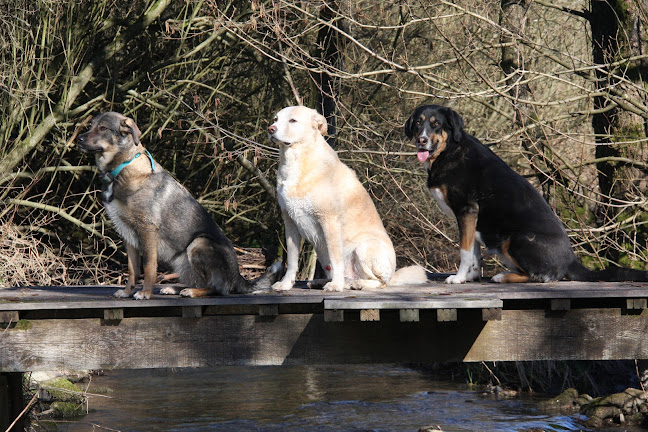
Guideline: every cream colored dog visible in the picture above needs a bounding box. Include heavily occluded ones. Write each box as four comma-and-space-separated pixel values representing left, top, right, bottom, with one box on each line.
268, 106, 427, 292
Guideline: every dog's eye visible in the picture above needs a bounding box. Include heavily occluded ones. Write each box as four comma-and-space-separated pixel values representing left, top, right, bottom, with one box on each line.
98, 125, 107, 131
289, 119, 297, 123
431, 121, 440, 128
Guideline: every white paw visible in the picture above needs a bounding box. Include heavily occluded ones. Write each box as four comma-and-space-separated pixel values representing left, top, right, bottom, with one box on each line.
272, 280, 294, 292
445, 274, 466, 284
179, 288, 196, 298
133, 291, 151, 300
160, 286, 180, 295
113, 289, 131, 298
491, 273, 506, 283
323, 281, 344, 292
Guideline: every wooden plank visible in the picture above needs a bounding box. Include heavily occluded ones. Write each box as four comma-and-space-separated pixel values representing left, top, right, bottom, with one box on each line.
324, 297, 501, 310
324, 310, 344, 322
437, 309, 457, 322
464, 308, 648, 362
481, 308, 502, 321
259, 304, 278, 316
103, 309, 124, 321
551, 299, 571, 311
0, 312, 19, 324
0, 314, 486, 370
400, 309, 419, 322
182, 306, 202, 318
627, 298, 647, 310
360, 309, 380, 321
4, 308, 648, 370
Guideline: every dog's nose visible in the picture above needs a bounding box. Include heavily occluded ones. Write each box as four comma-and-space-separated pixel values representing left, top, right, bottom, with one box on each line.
268, 125, 277, 134
76, 134, 86, 145
417, 136, 428, 144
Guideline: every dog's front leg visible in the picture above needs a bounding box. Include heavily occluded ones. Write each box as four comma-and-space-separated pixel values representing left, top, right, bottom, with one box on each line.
134, 229, 158, 300
273, 212, 301, 291
446, 203, 481, 284
321, 218, 345, 292
114, 244, 141, 298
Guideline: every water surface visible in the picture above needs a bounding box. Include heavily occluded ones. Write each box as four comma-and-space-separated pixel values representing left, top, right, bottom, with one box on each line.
64, 365, 594, 431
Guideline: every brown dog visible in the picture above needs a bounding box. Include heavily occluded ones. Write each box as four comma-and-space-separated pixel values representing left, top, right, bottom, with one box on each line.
76, 112, 280, 299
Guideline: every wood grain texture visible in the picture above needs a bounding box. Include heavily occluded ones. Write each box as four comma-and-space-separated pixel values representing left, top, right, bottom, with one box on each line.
3, 308, 648, 371
464, 309, 648, 361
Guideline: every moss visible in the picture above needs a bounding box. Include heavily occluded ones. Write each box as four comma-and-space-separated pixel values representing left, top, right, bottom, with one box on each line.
14, 319, 32, 330
42, 378, 84, 403
614, 123, 645, 143
50, 401, 85, 418
91, 386, 113, 395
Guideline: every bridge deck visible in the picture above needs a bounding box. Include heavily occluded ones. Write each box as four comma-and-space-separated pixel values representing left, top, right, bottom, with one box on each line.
1, 278, 648, 371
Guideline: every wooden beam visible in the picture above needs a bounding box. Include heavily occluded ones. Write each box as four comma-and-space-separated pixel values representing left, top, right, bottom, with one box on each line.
3, 308, 648, 370
324, 310, 344, 322
360, 309, 380, 321
0, 312, 18, 325
482, 308, 502, 321
627, 298, 647, 310
400, 309, 419, 322
437, 309, 457, 322
182, 306, 202, 318
259, 304, 279, 316
464, 308, 648, 361
551, 299, 571, 311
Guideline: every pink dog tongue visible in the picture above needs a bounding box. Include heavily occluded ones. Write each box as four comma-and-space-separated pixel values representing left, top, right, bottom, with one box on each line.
417, 150, 429, 162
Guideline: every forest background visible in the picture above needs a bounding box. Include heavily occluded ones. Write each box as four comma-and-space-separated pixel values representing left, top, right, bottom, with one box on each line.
1, 0, 647, 291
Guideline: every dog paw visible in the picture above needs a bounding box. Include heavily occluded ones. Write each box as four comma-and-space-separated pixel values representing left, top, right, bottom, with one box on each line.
133, 290, 152, 300
179, 288, 197, 298
445, 274, 466, 284
491, 273, 506, 283
160, 286, 181, 295
323, 281, 344, 292
113, 289, 132, 298
272, 281, 293, 292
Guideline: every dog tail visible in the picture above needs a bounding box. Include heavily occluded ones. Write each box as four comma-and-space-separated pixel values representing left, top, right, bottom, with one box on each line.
565, 260, 648, 282
247, 260, 284, 292
388, 265, 428, 286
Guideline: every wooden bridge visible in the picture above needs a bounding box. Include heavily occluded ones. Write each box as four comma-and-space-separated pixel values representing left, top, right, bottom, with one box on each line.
2, 277, 648, 429
2, 277, 648, 372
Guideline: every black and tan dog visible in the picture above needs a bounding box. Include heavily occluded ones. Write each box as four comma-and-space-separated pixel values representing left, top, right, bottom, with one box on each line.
404, 104, 648, 283
76, 111, 280, 299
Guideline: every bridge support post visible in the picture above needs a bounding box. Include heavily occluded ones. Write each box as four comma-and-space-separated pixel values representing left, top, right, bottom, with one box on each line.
0, 372, 26, 432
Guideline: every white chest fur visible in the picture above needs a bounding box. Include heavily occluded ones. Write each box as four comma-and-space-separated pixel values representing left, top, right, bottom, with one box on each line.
429, 187, 455, 218
104, 200, 140, 249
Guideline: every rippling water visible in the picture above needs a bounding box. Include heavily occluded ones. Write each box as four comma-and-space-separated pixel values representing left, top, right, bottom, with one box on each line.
64, 365, 593, 432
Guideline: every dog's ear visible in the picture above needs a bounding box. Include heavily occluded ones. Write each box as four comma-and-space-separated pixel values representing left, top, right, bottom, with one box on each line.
444, 108, 464, 142
120, 117, 141, 145
403, 114, 414, 140
312, 112, 328, 136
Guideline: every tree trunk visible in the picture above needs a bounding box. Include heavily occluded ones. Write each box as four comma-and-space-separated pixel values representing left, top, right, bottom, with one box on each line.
590, 0, 648, 263
591, 0, 648, 211
313, 0, 346, 148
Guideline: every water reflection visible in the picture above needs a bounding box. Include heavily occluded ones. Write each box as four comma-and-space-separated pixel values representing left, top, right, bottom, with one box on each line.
63, 365, 590, 432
